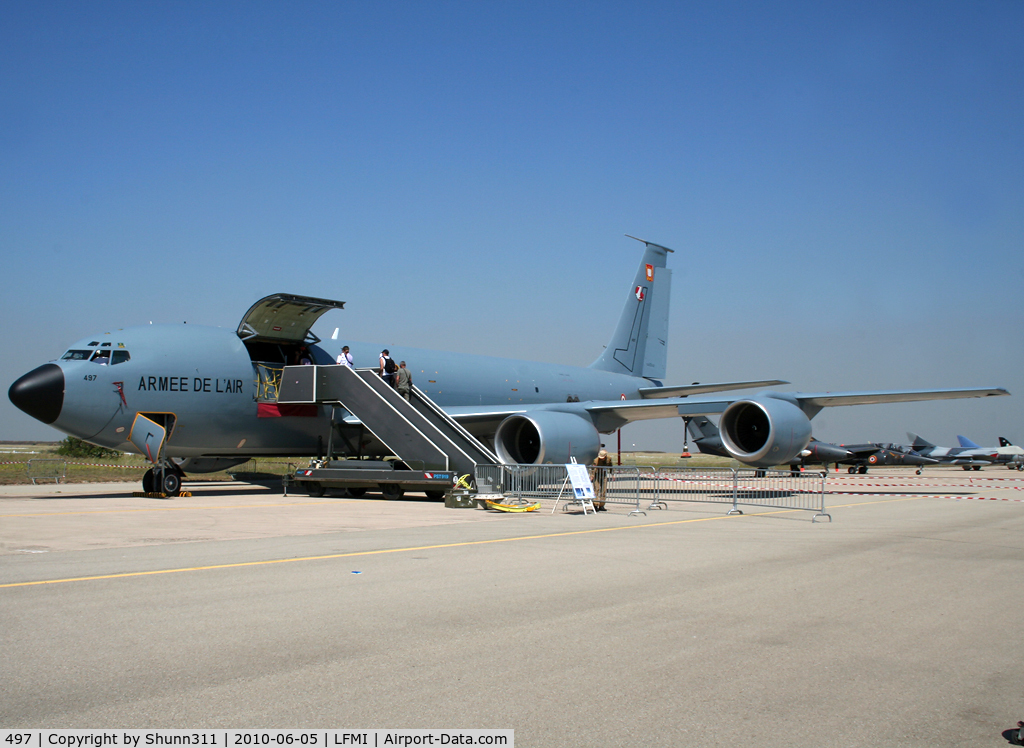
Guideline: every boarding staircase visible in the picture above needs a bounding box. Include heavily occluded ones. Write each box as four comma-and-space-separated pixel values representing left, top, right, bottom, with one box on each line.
276, 365, 499, 477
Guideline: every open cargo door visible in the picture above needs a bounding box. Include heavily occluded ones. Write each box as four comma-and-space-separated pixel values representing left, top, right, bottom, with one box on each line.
237, 294, 345, 345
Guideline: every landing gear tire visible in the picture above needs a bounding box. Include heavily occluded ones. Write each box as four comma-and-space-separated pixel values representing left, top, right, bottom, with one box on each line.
858, 466, 868, 474
424, 490, 445, 500
142, 468, 156, 493
161, 471, 181, 497
381, 483, 404, 500
973, 465, 982, 471
847, 466, 856, 474
305, 481, 325, 497
916, 468, 923, 475
962, 466, 972, 471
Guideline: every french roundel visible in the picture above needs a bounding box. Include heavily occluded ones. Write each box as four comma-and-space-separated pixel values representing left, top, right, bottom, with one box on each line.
868, 454, 877, 463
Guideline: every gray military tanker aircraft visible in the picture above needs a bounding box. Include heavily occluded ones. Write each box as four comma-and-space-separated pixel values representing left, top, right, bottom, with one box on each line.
8, 237, 1010, 495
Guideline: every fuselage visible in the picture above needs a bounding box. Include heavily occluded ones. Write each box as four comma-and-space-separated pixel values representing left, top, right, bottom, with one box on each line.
12, 324, 655, 459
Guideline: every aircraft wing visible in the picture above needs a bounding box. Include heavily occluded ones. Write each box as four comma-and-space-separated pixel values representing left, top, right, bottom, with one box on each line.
582, 386, 1009, 430
344, 386, 1010, 436
442, 398, 736, 434
637, 380, 788, 399
796, 387, 1008, 408
793, 388, 1009, 419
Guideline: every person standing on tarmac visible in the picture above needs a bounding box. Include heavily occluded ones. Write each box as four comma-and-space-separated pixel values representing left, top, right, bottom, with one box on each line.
591, 448, 612, 511
379, 349, 397, 387
395, 361, 413, 401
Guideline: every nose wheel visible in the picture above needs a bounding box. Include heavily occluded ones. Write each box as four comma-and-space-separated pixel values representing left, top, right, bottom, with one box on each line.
161, 471, 181, 496
142, 466, 182, 497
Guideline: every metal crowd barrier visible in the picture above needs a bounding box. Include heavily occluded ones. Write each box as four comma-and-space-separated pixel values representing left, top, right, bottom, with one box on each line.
474, 464, 830, 521
475, 464, 568, 503
474, 463, 649, 515
641, 466, 830, 521
27, 459, 67, 484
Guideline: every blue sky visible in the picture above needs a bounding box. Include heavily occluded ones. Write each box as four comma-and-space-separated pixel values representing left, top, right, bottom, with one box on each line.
2, 1, 1022, 449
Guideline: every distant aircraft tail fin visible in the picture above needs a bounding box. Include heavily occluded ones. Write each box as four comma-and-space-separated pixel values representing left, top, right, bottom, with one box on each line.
957, 435, 981, 449
589, 236, 673, 380
999, 437, 1014, 447
907, 432, 934, 449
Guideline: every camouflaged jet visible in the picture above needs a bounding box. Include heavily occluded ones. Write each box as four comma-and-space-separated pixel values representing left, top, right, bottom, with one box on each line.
907, 433, 1002, 470
8, 236, 1010, 496
907, 434, 1024, 471
993, 437, 1024, 470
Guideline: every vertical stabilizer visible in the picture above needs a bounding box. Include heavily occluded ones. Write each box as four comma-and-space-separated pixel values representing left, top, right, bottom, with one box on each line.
589, 236, 673, 379
907, 433, 934, 449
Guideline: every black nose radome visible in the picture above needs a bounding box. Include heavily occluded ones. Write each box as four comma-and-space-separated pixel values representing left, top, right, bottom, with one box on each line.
9, 364, 64, 424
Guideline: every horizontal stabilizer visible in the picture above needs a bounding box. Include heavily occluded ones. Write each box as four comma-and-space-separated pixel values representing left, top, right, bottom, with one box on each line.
639, 380, 788, 399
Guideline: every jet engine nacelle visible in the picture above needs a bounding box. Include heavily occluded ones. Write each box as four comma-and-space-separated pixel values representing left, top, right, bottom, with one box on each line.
494, 411, 602, 465
718, 395, 812, 468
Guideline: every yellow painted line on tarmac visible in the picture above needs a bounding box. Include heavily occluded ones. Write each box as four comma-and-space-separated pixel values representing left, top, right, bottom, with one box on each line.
0, 495, 935, 590
0, 510, 764, 589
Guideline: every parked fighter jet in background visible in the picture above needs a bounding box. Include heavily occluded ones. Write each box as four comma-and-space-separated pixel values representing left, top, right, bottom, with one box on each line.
998, 438, 1024, 470
908, 433, 999, 470
8, 237, 1011, 496
685, 417, 938, 473
957, 435, 1024, 470
816, 442, 937, 474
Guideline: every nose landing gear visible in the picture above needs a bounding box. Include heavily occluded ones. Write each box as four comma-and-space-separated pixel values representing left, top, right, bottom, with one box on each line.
129, 412, 188, 497
140, 463, 186, 497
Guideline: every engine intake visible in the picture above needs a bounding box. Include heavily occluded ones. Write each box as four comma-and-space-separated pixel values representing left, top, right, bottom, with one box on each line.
494, 411, 601, 465
719, 396, 812, 468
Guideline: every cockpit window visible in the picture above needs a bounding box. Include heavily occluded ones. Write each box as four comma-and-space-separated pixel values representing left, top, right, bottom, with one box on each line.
91, 350, 111, 365
111, 350, 130, 365
61, 350, 93, 361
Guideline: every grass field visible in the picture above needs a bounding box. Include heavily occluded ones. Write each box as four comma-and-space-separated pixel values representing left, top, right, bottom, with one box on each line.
0, 443, 300, 485
0, 442, 739, 486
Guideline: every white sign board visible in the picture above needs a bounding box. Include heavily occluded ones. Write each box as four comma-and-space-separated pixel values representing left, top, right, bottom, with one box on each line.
565, 463, 596, 500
